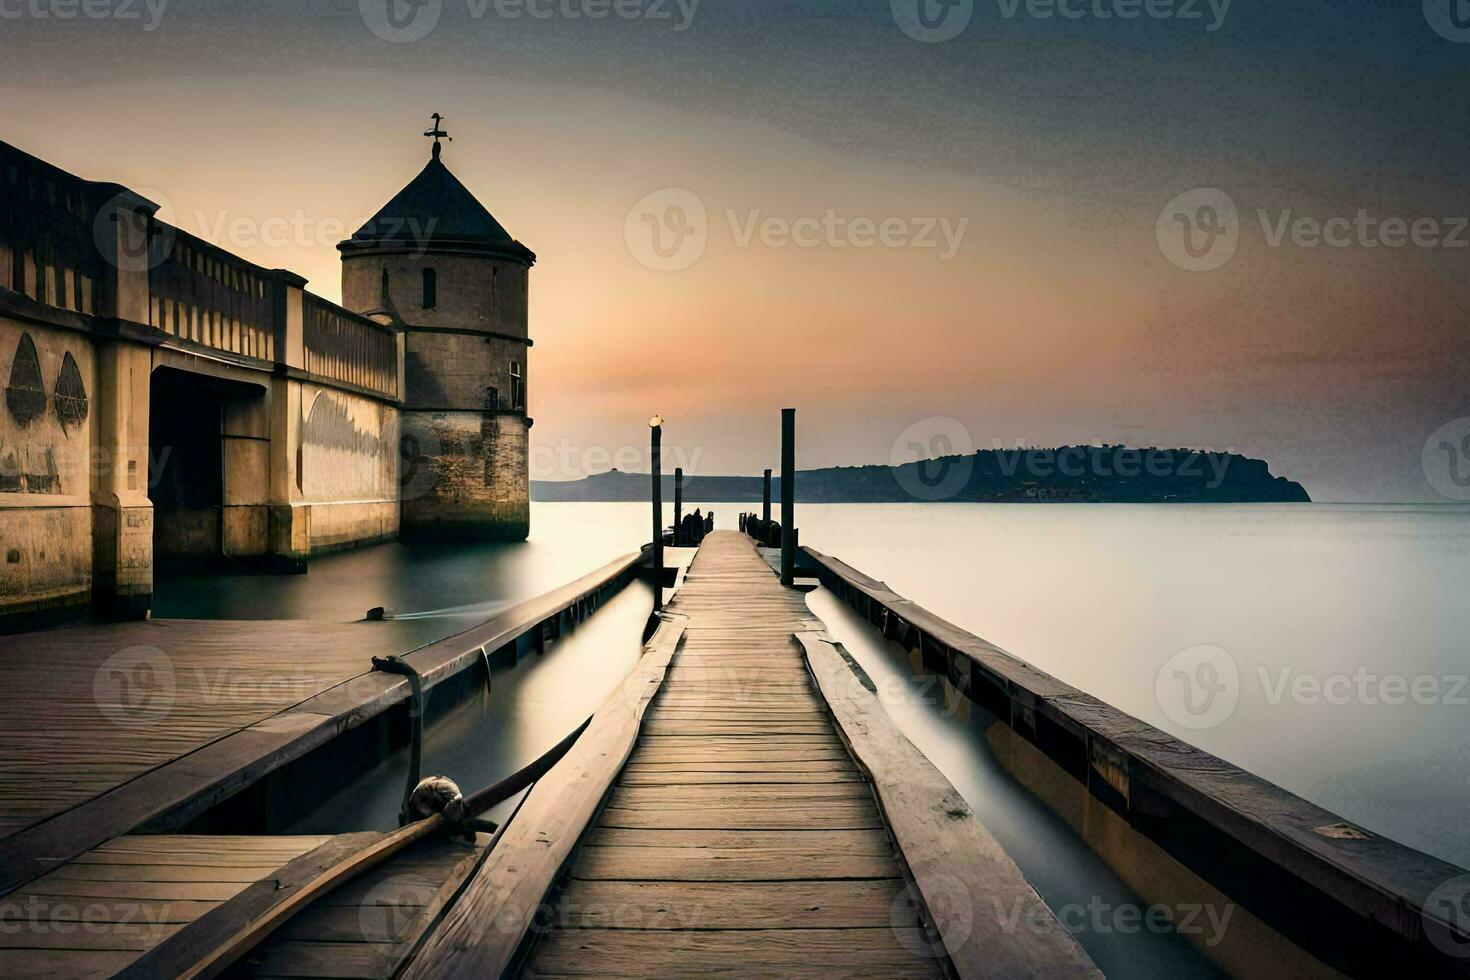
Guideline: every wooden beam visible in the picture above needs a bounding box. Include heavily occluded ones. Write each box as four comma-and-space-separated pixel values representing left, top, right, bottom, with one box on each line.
399, 614, 688, 978
797, 630, 1101, 979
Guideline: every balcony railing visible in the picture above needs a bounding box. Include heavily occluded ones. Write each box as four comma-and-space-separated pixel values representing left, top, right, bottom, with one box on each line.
0, 142, 103, 317
303, 294, 399, 400
148, 226, 275, 363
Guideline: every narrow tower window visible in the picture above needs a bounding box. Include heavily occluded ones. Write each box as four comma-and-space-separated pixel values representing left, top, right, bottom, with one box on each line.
380, 268, 390, 304
510, 361, 524, 411
422, 268, 437, 309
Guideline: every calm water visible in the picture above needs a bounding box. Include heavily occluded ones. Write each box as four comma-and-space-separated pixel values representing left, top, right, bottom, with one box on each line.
788, 502, 1470, 870
154, 503, 655, 646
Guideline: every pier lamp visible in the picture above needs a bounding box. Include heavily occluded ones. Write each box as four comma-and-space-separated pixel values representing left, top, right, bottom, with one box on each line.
650, 416, 665, 611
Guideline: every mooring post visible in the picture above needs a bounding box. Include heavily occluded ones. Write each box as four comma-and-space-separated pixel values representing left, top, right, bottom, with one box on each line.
781, 408, 796, 586
674, 467, 684, 546
651, 416, 665, 611
762, 468, 772, 531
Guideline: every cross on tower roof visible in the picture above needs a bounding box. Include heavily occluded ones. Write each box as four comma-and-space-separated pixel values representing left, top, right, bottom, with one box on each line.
423, 113, 452, 158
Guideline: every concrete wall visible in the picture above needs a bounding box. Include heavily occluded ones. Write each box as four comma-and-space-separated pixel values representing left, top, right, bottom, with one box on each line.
0, 318, 96, 619
298, 385, 400, 552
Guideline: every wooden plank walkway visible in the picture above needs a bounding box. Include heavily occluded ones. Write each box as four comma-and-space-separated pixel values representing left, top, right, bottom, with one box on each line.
0, 552, 641, 901
0, 835, 332, 978
0, 620, 420, 841
526, 532, 943, 977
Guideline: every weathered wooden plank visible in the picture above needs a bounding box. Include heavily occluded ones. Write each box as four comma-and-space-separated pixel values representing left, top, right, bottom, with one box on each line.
582, 828, 892, 852
115, 831, 388, 979
596, 806, 885, 831
551, 879, 908, 930
608, 783, 871, 807
572, 844, 899, 881
528, 927, 942, 978
798, 631, 1100, 979
618, 769, 864, 785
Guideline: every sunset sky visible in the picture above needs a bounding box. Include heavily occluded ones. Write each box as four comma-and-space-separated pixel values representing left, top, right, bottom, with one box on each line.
3, 0, 1467, 501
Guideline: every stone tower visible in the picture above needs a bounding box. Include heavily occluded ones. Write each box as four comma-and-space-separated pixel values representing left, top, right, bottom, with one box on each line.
339, 133, 535, 540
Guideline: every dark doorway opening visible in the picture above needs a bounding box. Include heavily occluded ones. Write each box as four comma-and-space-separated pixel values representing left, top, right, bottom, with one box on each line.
148, 368, 227, 567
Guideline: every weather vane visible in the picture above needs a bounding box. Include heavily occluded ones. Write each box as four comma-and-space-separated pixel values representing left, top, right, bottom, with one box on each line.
424, 113, 452, 156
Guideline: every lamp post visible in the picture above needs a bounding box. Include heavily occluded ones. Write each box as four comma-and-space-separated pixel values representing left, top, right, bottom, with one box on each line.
781, 409, 796, 586
650, 416, 665, 611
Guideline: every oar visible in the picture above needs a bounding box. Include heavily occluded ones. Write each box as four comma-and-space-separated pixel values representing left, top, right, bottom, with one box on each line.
171, 716, 595, 980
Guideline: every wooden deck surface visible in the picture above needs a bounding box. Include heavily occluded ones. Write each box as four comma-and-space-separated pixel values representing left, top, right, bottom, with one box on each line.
526, 532, 944, 978
0, 619, 421, 841
222, 832, 492, 980
0, 834, 332, 979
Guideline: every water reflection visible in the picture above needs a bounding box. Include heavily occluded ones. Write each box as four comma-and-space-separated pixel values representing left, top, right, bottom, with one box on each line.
153, 502, 654, 646
283, 578, 654, 833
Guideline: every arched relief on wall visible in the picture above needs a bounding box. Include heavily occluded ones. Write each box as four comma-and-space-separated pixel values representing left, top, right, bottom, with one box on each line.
5, 333, 46, 424
53, 352, 88, 429
300, 388, 394, 501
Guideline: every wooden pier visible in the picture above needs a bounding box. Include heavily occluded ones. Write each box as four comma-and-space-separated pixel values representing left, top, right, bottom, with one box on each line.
407, 532, 1097, 977
1, 534, 1101, 978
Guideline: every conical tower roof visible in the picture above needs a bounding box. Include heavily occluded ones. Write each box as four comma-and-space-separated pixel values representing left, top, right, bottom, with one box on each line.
339, 145, 535, 265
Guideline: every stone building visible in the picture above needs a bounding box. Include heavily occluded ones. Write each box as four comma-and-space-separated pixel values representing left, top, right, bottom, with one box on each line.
0, 125, 534, 630
339, 136, 535, 540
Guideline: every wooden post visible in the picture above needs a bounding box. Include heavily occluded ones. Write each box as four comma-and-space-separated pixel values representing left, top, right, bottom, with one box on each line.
651, 417, 664, 611
762, 469, 772, 529
674, 467, 684, 546
781, 409, 796, 586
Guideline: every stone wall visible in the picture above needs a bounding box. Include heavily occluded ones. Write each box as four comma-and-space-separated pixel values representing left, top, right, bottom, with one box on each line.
342, 253, 529, 339
0, 318, 97, 620
400, 410, 528, 540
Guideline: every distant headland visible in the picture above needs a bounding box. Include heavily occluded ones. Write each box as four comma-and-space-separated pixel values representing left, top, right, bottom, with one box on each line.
533, 446, 1311, 504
